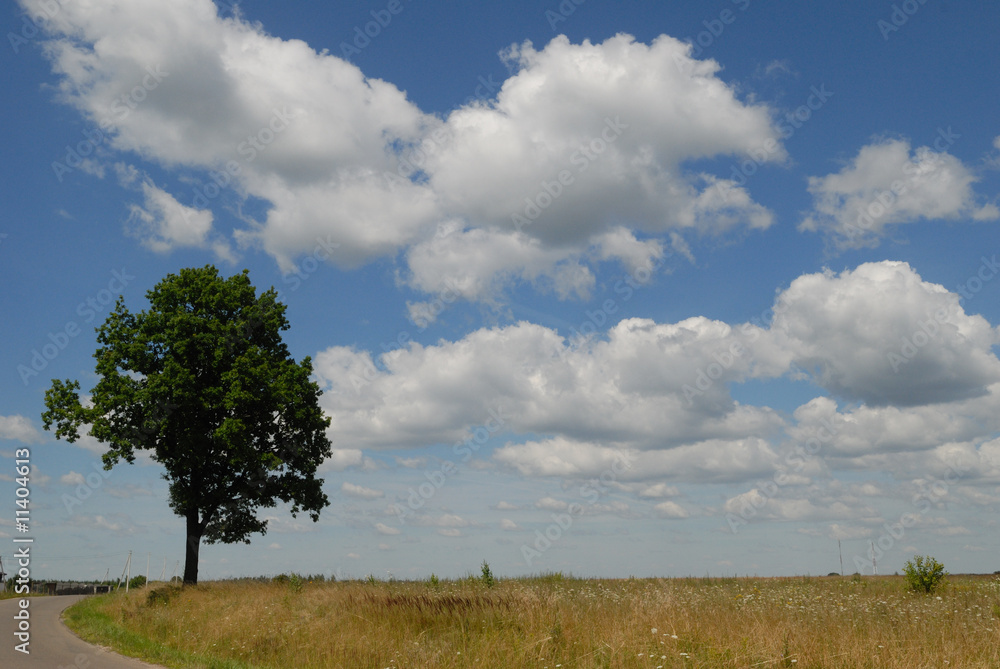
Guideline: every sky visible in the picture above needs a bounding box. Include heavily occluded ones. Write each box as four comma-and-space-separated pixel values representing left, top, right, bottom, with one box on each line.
2, 0, 1000, 583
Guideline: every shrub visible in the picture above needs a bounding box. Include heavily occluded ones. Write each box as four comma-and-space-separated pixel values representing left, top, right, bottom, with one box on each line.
481, 561, 495, 588
128, 575, 147, 589
903, 555, 948, 594
146, 585, 180, 606
429, 573, 439, 587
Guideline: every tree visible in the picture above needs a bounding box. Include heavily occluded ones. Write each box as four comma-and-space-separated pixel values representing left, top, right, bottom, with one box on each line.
902, 554, 948, 594
42, 266, 332, 584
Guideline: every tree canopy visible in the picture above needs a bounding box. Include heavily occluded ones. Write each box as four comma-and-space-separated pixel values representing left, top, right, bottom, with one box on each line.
42, 265, 332, 584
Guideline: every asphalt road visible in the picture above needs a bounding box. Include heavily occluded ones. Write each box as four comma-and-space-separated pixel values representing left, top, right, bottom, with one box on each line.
0, 595, 163, 668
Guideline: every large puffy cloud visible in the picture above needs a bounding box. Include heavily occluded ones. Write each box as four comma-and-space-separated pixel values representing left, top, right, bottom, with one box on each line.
25, 0, 781, 300
312, 316, 783, 454
799, 138, 998, 248
768, 261, 1000, 406
314, 260, 1000, 491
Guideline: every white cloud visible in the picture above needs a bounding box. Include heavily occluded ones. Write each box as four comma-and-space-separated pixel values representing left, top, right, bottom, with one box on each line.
769, 261, 1000, 406
31, 465, 50, 486
638, 483, 680, 499
0, 415, 43, 443
309, 259, 1000, 496
126, 180, 232, 260
395, 457, 426, 469
319, 448, 365, 472
374, 522, 400, 535
437, 528, 462, 537
653, 500, 689, 519
26, 0, 782, 302
800, 138, 997, 248
535, 497, 569, 511
499, 519, 519, 531
495, 501, 520, 510
313, 318, 782, 453
341, 482, 384, 500
60, 471, 86, 486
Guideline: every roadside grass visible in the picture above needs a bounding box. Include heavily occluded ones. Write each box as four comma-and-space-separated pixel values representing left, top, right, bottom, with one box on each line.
63, 592, 255, 669
64, 574, 1000, 668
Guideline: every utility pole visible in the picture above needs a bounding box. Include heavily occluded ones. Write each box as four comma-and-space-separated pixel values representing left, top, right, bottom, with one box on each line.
838, 540, 844, 576
146, 552, 150, 584
870, 541, 877, 575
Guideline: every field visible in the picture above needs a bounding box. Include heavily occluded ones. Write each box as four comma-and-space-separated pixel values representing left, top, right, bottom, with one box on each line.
63, 573, 1000, 668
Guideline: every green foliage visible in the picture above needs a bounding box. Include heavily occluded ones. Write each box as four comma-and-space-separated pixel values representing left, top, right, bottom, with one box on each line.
903, 555, 948, 594
41, 266, 333, 585
481, 560, 495, 588
288, 574, 304, 594
429, 573, 439, 587
366, 574, 378, 586
128, 575, 147, 589
146, 585, 180, 606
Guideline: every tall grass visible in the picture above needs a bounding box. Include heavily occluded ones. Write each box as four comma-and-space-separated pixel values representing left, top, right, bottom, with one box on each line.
65, 574, 1000, 668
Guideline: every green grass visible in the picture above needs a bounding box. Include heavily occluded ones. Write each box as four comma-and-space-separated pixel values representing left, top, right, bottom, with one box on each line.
63, 593, 255, 669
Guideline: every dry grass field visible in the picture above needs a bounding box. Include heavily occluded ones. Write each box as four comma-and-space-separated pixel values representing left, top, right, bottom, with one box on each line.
64, 572, 1000, 668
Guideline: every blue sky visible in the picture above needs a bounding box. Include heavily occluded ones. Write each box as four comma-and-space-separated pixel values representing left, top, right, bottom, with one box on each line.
3, 0, 1000, 582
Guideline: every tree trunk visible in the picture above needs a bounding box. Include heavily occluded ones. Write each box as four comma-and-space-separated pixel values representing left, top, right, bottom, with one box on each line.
183, 509, 201, 585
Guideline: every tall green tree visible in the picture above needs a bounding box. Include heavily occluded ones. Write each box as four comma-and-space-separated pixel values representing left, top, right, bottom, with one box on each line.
42, 266, 332, 584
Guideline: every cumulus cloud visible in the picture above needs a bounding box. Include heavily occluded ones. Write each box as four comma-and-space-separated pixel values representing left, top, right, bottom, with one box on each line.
374, 522, 400, 535
800, 138, 998, 248
313, 318, 782, 453
653, 500, 690, 519
126, 179, 233, 261
769, 261, 1000, 406
60, 471, 86, 486
25, 0, 782, 303
319, 448, 365, 472
341, 482, 384, 500
0, 415, 43, 443
311, 259, 1000, 492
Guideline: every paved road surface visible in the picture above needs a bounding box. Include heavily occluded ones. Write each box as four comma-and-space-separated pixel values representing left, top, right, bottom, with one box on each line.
0, 595, 163, 668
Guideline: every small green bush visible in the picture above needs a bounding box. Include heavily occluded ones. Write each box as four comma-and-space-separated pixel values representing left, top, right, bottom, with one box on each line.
429, 573, 439, 587
128, 575, 147, 589
903, 555, 948, 594
481, 561, 495, 588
